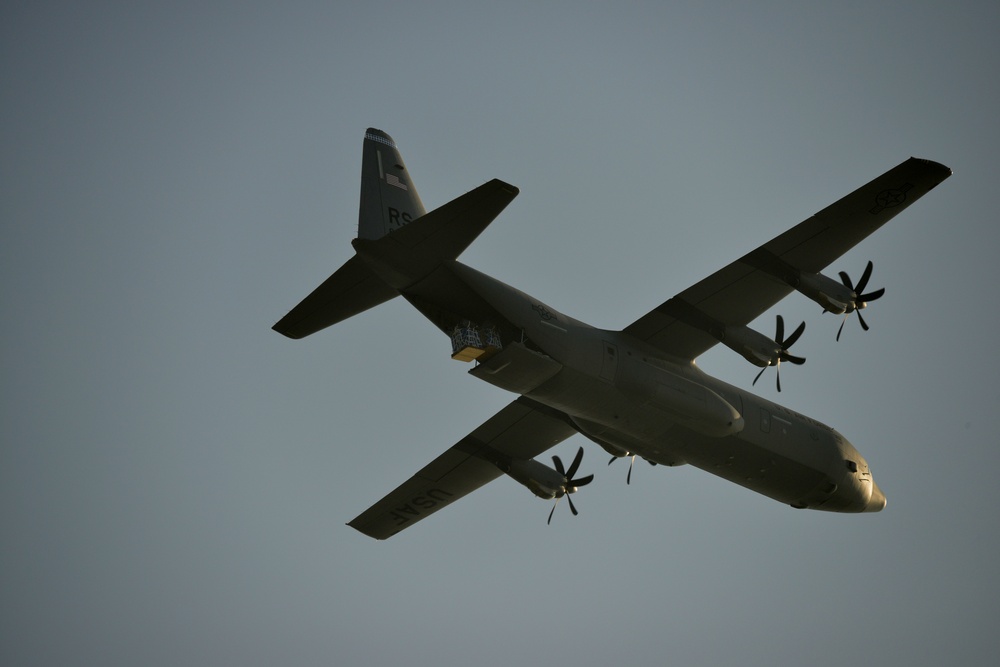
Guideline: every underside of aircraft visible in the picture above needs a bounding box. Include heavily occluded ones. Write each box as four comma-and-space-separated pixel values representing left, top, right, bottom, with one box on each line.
273, 128, 951, 539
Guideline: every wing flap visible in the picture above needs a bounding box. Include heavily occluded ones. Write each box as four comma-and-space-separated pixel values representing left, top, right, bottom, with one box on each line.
348, 397, 577, 540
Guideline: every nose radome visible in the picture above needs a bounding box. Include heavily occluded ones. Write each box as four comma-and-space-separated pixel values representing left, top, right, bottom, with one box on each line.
863, 482, 887, 512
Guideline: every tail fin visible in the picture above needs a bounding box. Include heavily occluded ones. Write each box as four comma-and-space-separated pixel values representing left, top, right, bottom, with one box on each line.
272, 128, 419, 339
358, 129, 426, 239
273, 128, 519, 340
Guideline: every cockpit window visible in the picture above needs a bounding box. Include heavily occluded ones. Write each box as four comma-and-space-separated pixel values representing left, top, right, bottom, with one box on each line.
845, 460, 859, 473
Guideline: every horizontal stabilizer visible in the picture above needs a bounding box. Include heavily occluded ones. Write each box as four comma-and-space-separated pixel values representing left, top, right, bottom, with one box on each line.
351, 179, 519, 289
272, 255, 398, 339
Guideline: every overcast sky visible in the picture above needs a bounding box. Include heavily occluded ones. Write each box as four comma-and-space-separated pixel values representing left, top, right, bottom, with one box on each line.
3, 2, 998, 665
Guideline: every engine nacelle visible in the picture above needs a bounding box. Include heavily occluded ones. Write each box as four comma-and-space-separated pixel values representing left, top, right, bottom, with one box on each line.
501, 458, 567, 500
793, 271, 856, 314
718, 324, 781, 368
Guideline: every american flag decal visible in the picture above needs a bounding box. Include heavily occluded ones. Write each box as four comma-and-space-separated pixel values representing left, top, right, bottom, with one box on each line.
386, 173, 408, 191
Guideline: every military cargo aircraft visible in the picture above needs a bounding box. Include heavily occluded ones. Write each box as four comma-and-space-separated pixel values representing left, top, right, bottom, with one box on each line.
274, 129, 950, 539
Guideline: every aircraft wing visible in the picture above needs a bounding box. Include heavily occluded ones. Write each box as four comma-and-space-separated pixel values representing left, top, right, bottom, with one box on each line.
348, 397, 577, 539
624, 157, 952, 360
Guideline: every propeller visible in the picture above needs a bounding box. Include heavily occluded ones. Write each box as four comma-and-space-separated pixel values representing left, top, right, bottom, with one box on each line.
752, 314, 806, 393
836, 260, 885, 341
608, 452, 657, 485
547, 446, 594, 524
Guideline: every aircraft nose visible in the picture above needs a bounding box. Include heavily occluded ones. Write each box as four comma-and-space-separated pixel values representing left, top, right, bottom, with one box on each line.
863, 481, 886, 512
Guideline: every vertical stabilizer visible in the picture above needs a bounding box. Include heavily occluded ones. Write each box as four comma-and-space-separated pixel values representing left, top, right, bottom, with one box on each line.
358, 129, 426, 239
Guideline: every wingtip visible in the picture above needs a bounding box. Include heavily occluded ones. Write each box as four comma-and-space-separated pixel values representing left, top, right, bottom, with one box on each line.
910, 156, 952, 177
271, 319, 305, 340
347, 519, 391, 540
489, 178, 520, 197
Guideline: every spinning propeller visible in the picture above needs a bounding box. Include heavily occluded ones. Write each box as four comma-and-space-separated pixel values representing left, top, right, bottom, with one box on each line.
752, 314, 806, 393
547, 446, 594, 525
836, 260, 885, 341
608, 452, 656, 485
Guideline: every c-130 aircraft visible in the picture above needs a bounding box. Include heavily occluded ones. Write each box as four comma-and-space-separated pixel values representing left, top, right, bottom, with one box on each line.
274, 129, 951, 539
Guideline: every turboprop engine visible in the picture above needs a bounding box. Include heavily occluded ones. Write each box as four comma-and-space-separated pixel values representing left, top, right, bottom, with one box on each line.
503, 457, 575, 500
718, 315, 806, 392
780, 261, 886, 340
492, 447, 594, 524
794, 271, 857, 314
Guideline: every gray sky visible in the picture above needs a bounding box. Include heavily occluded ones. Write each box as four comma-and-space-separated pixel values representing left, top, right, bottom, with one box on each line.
3, 2, 998, 665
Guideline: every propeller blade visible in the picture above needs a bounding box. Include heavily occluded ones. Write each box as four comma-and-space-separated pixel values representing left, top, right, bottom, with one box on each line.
566, 446, 585, 480
750, 315, 807, 391
839, 270, 855, 291
783, 321, 806, 348
548, 449, 591, 523
859, 287, 885, 302
608, 455, 617, 466
835, 261, 883, 339
552, 455, 565, 477
856, 260, 874, 295
609, 452, 639, 484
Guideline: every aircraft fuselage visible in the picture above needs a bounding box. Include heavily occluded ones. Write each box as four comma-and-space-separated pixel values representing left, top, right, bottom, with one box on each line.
441, 261, 886, 513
